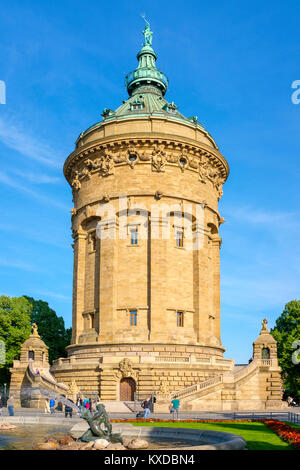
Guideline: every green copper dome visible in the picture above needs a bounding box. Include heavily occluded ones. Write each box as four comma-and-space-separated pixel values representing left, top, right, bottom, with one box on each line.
79, 19, 211, 140
125, 19, 168, 96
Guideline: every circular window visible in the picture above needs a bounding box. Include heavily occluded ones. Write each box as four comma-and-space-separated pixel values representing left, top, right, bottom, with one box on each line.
129, 154, 137, 162
180, 158, 187, 166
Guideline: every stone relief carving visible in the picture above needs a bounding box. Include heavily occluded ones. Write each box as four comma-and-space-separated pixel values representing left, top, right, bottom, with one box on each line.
154, 190, 163, 200
115, 358, 136, 380
126, 145, 139, 169
166, 153, 179, 164
198, 156, 224, 199
113, 152, 126, 164
99, 153, 114, 176
152, 144, 167, 172
198, 157, 210, 183
178, 149, 189, 172
158, 381, 170, 394
67, 142, 227, 197
101, 193, 110, 204
71, 170, 81, 192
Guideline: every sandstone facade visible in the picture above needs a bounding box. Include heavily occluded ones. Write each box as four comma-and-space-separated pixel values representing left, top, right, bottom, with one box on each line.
49, 23, 285, 410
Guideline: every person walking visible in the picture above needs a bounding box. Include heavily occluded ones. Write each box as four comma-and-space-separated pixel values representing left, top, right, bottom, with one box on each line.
0, 395, 3, 417
7, 395, 14, 416
142, 397, 151, 419
170, 397, 180, 419
49, 398, 55, 414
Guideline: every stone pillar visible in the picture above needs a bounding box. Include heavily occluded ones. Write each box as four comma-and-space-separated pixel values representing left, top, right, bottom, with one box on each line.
98, 218, 118, 342
193, 218, 209, 344
149, 216, 168, 342
211, 237, 222, 345
72, 229, 87, 344
99, 368, 117, 400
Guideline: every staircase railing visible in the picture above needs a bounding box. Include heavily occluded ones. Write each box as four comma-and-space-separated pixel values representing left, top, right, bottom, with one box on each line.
172, 374, 223, 399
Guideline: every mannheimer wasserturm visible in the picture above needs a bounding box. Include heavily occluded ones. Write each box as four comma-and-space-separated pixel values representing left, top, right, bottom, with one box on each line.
50, 20, 284, 411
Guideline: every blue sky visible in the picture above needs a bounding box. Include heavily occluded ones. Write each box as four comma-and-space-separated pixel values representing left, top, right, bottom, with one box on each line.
0, 0, 299, 363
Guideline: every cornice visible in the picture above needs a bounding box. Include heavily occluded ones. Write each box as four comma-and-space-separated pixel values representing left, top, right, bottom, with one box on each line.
64, 135, 229, 191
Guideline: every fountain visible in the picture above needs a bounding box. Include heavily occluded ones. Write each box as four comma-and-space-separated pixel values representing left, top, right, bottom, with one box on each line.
0, 385, 247, 450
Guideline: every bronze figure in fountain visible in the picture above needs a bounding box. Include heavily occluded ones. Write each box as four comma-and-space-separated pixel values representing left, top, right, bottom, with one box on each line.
79, 403, 123, 444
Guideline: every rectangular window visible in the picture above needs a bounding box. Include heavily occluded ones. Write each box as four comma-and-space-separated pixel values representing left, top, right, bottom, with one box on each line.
176, 230, 184, 247
130, 227, 138, 245
130, 310, 137, 326
177, 311, 184, 327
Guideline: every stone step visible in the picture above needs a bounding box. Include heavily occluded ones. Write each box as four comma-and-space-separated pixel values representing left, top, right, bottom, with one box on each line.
100, 401, 133, 413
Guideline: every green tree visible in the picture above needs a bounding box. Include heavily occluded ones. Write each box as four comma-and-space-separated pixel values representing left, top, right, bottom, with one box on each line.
271, 300, 300, 400
25, 296, 71, 364
0, 296, 32, 384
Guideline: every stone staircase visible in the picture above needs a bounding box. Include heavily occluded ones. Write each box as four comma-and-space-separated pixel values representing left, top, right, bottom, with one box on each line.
171, 360, 264, 402
99, 401, 133, 413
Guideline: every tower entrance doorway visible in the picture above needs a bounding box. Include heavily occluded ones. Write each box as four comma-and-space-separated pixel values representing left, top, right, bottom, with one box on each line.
120, 377, 136, 401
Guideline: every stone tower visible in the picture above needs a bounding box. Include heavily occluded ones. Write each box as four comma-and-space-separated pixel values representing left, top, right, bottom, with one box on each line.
51, 21, 234, 400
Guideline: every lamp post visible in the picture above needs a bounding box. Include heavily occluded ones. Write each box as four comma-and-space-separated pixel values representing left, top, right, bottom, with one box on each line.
4, 383, 7, 406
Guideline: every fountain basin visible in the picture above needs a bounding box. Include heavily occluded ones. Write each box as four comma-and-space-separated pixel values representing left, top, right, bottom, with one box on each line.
71, 422, 247, 450
0, 417, 246, 450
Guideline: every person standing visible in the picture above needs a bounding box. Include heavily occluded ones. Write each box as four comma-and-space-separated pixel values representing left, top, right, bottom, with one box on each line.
76, 396, 83, 408
49, 398, 55, 414
170, 397, 180, 419
89, 398, 93, 412
65, 400, 74, 418
44, 398, 51, 414
142, 397, 151, 419
7, 395, 14, 416
83, 398, 90, 410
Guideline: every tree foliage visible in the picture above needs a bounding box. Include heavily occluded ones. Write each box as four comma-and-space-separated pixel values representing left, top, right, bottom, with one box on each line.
271, 300, 300, 399
25, 296, 71, 364
0, 296, 32, 383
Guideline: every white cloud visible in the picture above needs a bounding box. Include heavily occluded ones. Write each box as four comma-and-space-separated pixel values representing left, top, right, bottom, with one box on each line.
0, 170, 68, 210
10, 169, 62, 185
0, 116, 63, 168
0, 258, 42, 272
28, 289, 71, 302
224, 204, 299, 228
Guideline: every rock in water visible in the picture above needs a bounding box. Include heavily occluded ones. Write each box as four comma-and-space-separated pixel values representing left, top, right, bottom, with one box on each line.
106, 443, 126, 450
127, 439, 149, 450
34, 442, 59, 450
0, 423, 18, 431
59, 436, 74, 445
80, 441, 95, 450
94, 439, 109, 449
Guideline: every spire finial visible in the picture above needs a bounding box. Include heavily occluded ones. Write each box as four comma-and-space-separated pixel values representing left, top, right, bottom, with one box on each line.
260, 318, 269, 334
141, 14, 153, 46
32, 323, 39, 336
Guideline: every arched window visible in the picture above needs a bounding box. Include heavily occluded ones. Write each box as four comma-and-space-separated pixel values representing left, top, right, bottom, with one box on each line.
261, 347, 270, 359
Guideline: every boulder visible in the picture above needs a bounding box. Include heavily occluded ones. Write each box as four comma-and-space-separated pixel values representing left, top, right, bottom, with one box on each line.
123, 438, 131, 448
59, 436, 74, 446
127, 439, 149, 450
0, 423, 18, 431
94, 439, 110, 449
106, 443, 126, 450
80, 441, 95, 450
34, 442, 59, 450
